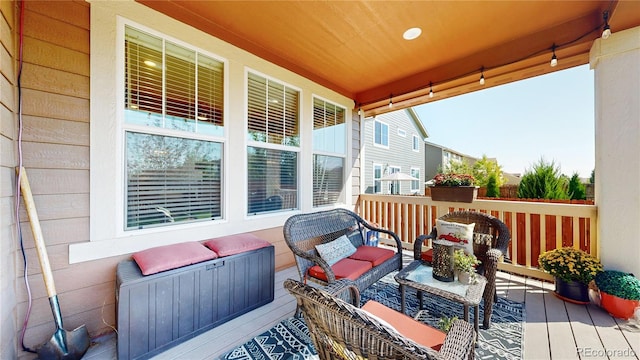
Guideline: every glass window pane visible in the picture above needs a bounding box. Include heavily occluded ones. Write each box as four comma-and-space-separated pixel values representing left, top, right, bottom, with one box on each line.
313, 98, 345, 154
126, 131, 222, 229
247, 146, 298, 214
313, 155, 344, 207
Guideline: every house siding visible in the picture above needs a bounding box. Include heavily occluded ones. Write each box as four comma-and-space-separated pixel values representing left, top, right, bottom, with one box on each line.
362, 110, 424, 195
1, 1, 355, 356
425, 142, 445, 180
1, 1, 17, 358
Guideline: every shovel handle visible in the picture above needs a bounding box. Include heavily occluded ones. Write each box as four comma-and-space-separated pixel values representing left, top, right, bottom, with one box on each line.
17, 167, 57, 298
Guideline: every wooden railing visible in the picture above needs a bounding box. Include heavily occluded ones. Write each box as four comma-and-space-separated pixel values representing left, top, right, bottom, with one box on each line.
356, 194, 598, 281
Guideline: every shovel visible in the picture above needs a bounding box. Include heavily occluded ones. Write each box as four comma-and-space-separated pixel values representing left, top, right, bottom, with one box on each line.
18, 167, 90, 359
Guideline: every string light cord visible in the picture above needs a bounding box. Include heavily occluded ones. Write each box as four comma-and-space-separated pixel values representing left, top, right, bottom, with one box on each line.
15, 0, 37, 354
358, 12, 611, 111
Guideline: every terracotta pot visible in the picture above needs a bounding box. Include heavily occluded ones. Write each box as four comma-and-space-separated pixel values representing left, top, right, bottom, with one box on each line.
599, 291, 640, 320
429, 186, 478, 203
554, 277, 590, 304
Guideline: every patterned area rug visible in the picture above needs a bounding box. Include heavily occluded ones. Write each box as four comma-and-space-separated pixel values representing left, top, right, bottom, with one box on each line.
221, 272, 524, 360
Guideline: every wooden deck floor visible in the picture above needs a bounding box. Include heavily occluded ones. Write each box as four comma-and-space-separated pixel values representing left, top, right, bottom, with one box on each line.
83, 262, 640, 360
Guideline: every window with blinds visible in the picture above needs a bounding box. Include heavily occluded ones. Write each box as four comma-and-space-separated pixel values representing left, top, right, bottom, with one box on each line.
312, 97, 345, 206
247, 72, 299, 146
123, 25, 225, 230
124, 25, 224, 136
374, 164, 382, 193
247, 72, 300, 214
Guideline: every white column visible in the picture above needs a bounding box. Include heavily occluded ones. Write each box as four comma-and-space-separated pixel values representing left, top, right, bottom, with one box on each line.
590, 26, 640, 276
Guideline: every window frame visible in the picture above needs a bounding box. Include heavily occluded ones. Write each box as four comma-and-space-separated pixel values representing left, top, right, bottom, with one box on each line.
373, 163, 383, 194
312, 96, 346, 208
412, 135, 420, 152
410, 167, 421, 192
245, 69, 302, 216
373, 119, 389, 148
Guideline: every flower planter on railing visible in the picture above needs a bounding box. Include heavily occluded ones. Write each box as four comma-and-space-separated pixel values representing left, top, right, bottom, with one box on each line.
429, 186, 478, 203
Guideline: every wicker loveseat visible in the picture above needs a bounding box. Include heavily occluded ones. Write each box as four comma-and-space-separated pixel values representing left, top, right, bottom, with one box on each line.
414, 210, 511, 329
283, 208, 403, 293
284, 278, 475, 360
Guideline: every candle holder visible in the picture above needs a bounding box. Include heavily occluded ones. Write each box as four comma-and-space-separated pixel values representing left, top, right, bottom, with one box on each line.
432, 240, 455, 282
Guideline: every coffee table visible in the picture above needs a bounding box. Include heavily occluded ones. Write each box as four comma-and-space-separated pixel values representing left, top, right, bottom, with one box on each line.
394, 260, 486, 335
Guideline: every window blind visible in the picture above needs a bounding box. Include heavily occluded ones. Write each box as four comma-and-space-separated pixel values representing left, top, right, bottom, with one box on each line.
313, 155, 344, 206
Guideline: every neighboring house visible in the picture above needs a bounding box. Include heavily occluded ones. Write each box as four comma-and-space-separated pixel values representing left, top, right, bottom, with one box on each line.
424, 141, 479, 182
363, 108, 428, 195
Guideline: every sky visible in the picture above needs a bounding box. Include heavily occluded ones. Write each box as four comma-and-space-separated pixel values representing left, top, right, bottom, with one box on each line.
414, 64, 595, 179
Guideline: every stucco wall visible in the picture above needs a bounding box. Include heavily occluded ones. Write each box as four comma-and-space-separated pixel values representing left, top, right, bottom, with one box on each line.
590, 26, 640, 277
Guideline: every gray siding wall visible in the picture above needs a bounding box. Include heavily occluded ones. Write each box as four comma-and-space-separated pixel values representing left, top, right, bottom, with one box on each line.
425, 143, 445, 181
362, 110, 424, 195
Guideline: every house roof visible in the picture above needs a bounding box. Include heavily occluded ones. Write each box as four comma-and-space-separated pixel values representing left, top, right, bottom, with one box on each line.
138, 1, 640, 116
405, 108, 429, 140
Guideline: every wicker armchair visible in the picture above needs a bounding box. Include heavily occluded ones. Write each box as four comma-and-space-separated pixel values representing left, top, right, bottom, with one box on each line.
414, 211, 511, 329
284, 278, 475, 360
283, 208, 403, 292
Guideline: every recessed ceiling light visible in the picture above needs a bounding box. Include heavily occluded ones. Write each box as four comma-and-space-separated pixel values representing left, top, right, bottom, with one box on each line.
403, 27, 422, 40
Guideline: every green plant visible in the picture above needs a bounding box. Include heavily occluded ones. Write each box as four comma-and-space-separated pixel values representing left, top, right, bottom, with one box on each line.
485, 173, 500, 198
437, 315, 459, 333
517, 158, 569, 200
472, 155, 506, 187
567, 173, 586, 200
453, 248, 480, 274
538, 247, 603, 284
595, 270, 640, 300
432, 173, 475, 186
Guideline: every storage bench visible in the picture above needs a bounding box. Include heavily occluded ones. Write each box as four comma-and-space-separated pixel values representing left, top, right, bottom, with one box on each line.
115, 244, 274, 360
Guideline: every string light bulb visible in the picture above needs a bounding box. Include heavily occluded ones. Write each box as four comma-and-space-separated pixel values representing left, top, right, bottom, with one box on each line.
602, 11, 611, 39
429, 82, 434, 98
550, 44, 558, 67
479, 67, 485, 85
388, 94, 393, 109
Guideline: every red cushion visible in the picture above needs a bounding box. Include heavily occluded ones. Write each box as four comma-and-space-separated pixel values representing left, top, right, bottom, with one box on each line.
421, 248, 433, 263
362, 300, 446, 351
348, 246, 396, 266
203, 233, 271, 257
132, 242, 218, 276
307, 258, 372, 282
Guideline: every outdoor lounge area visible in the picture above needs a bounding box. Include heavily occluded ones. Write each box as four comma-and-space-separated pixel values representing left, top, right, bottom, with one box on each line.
81, 252, 639, 359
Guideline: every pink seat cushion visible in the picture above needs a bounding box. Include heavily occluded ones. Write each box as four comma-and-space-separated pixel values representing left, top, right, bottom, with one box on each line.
362, 300, 446, 351
307, 258, 372, 282
348, 246, 396, 266
203, 233, 271, 257
132, 242, 218, 276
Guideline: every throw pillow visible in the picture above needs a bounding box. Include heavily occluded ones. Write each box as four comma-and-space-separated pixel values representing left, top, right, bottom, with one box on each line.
435, 219, 475, 255
203, 233, 271, 257
315, 234, 357, 266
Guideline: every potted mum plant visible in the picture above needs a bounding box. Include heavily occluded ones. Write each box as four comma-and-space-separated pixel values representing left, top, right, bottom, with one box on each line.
429, 173, 478, 203
453, 248, 481, 284
594, 270, 640, 319
538, 247, 603, 304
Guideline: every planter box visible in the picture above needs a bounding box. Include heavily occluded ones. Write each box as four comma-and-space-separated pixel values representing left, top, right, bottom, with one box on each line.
429, 186, 478, 203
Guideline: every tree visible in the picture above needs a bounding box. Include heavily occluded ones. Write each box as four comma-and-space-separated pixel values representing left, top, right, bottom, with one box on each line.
445, 160, 473, 176
517, 158, 569, 200
590, 169, 595, 184
568, 173, 586, 200
472, 155, 505, 187
485, 173, 500, 197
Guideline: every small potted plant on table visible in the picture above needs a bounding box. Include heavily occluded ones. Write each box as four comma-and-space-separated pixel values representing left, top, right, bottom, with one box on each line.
594, 270, 640, 320
538, 247, 603, 304
453, 248, 481, 284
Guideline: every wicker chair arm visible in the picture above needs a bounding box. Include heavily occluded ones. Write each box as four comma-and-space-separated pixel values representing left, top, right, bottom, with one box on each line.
413, 231, 436, 260
365, 224, 404, 252
438, 319, 475, 360
287, 246, 338, 283
323, 278, 361, 307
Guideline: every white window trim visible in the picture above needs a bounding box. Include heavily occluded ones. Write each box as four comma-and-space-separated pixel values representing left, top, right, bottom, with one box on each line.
311, 95, 347, 208
397, 128, 406, 137
373, 163, 383, 194
410, 167, 420, 192
373, 119, 389, 149
72, 1, 354, 263
412, 135, 420, 152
